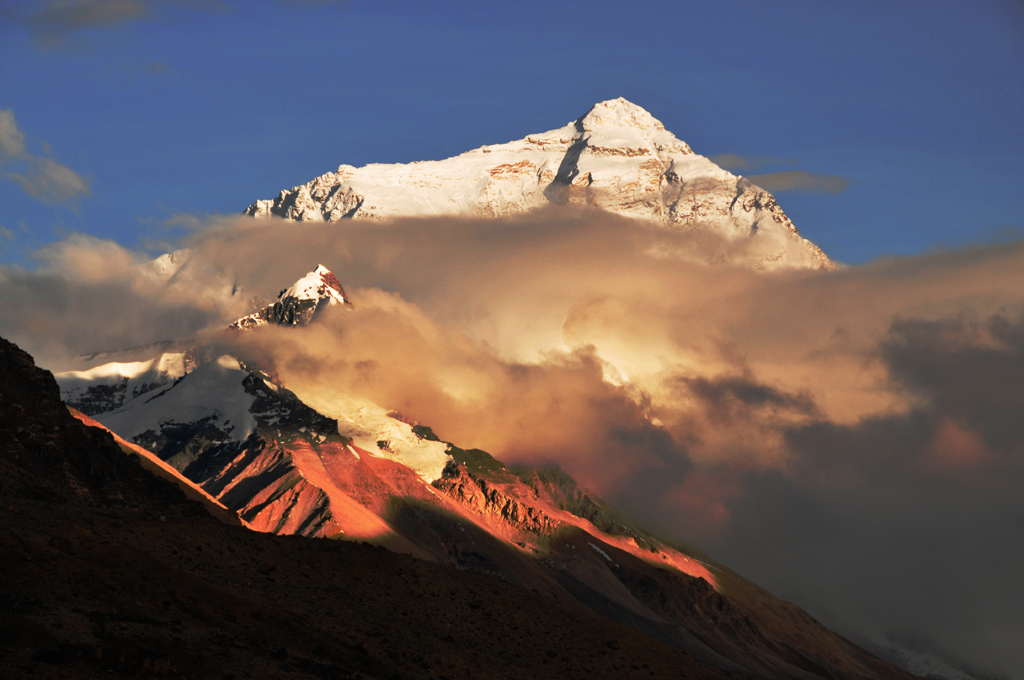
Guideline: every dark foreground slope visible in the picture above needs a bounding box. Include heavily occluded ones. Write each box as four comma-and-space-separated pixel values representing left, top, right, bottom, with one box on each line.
0, 335, 729, 680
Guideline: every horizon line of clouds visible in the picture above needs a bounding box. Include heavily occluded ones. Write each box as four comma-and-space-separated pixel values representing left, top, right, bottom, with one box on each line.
0, 109, 90, 205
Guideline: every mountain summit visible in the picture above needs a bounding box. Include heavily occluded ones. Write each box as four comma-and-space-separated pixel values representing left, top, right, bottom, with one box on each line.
245, 98, 832, 270
576, 97, 672, 132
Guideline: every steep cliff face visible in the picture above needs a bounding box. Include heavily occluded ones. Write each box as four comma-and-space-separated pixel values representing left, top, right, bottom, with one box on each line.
0, 336, 199, 509
245, 98, 833, 271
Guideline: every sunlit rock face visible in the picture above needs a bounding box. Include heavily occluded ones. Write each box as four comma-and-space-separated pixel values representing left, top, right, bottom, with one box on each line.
245, 98, 833, 271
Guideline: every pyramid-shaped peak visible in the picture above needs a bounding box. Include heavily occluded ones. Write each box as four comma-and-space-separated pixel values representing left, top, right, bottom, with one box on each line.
577, 98, 665, 132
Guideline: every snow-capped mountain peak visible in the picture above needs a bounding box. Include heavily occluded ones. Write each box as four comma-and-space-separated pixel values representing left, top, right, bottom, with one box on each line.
244, 98, 832, 270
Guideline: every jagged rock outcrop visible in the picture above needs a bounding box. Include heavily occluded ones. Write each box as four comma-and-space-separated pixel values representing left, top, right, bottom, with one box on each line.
434, 460, 561, 535
246, 98, 833, 271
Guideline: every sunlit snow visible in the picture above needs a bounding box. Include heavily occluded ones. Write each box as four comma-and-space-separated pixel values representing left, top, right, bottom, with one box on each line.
99, 355, 256, 443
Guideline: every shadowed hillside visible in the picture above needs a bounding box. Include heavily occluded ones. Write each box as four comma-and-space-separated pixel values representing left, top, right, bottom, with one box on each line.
1, 334, 733, 679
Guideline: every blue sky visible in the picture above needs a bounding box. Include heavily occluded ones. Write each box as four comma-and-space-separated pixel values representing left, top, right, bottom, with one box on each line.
1, 0, 1022, 265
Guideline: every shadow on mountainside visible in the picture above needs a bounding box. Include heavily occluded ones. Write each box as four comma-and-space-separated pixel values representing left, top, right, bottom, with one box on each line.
2, 334, 731, 680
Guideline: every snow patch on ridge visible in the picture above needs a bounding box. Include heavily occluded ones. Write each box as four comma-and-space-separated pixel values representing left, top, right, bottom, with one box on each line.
299, 393, 450, 482
99, 355, 257, 444
56, 352, 188, 414
588, 541, 614, 562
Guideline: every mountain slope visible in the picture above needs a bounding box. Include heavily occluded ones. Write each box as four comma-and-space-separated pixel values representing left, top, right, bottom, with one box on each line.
56, 266, 915, 679
245, 98, 833, 271
2, 334, 736, 680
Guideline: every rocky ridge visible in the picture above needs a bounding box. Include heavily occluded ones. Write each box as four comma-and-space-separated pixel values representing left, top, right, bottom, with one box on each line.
246, 98, 833, 271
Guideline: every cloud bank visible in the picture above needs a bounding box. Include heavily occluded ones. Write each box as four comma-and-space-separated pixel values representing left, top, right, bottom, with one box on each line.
1, 209, 1022, 677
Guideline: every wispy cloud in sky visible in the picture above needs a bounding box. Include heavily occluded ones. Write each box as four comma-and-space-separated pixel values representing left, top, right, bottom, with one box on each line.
31, 0, 149, 27
709, 154, 854, 195
25, 0, 150, 48
12, 0, 347, 49
7, 156, 91, 203
709, 153, 796, 173
0, 225, 15, 257
0, 109, 90, 205
0, 111, 28, 158
141, 59, 166, 74
746, 170, 854, 195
